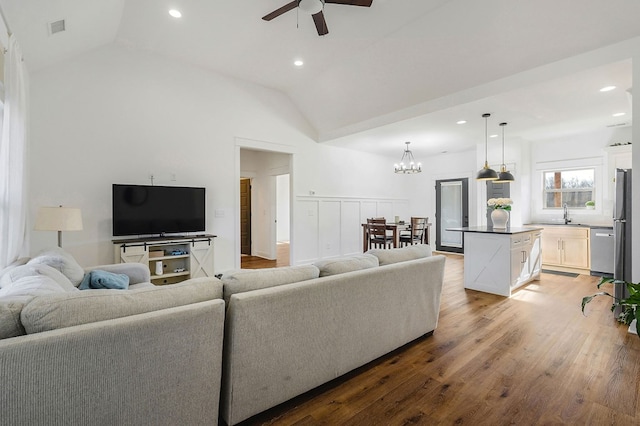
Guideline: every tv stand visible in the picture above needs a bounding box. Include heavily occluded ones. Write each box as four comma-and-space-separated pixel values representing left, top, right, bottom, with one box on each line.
113, 234, 216, 285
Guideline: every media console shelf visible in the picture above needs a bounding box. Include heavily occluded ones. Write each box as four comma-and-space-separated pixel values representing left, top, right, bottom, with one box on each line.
113, 234, 216, 285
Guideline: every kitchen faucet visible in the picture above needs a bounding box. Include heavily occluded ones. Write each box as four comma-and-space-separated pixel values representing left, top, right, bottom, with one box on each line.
563, 203, 572, 224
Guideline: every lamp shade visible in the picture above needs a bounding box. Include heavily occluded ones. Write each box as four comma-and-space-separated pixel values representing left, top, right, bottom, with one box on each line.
35, 207, 83, 231
476, 163, 499, 180
299, 0, 324, 14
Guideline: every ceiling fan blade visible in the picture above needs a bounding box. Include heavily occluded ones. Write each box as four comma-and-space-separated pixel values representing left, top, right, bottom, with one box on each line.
324, 0, 373, 6
262, 1, 298, 21
312, 11, 329, 36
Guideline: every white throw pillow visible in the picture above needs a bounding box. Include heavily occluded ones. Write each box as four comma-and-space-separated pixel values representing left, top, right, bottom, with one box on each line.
27, 247, 85, 286
0, 264, 76, 291
0, 275, 66, 298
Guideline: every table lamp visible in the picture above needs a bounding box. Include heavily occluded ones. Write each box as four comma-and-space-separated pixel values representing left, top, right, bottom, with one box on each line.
35, 206, 83, 247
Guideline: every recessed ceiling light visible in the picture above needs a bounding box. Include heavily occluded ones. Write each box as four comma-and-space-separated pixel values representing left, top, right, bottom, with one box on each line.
169, 9, 182, 18
456, 120, 467, 125
613, 112, 626, 117
294, 59, 304, 67
490, 134, 498, 138
600, 86, 616, 92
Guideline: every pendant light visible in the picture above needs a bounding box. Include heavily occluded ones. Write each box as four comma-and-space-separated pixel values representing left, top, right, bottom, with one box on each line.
494, 122, 515, 183
394, 141, 422, 174
476, 113, 498, 181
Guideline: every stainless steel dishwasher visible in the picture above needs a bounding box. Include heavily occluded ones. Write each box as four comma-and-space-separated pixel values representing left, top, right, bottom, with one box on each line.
590, 227, 614, 276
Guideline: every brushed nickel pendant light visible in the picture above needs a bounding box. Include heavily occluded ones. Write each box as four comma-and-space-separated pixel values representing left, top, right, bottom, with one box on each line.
476, 113, 498, 181
494, 122, 515, 183
394, 142, 422, 174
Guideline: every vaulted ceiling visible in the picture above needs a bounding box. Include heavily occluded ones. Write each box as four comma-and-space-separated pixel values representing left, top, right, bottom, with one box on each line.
1, 0, 638, 158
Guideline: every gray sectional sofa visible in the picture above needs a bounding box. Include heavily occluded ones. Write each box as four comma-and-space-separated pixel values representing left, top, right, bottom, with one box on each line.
219, 245, 446, 425
0, 248, 225, 426
0, 244, 445, 426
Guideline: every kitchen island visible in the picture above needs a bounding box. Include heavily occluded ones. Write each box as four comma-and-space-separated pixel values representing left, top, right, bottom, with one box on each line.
447, 226, 543, 297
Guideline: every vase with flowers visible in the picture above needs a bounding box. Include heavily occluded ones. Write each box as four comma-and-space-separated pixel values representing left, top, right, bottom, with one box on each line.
487, 197, 513, 229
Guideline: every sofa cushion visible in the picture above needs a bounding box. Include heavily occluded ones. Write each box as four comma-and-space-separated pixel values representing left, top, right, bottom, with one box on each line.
366, 244, 432, 266
0, 263, 77, 291
221, 265, 320, 305
20, 277, 223, 334
313, 254, 379, 277
27, 247, 85, 286
0, 296, 30, 339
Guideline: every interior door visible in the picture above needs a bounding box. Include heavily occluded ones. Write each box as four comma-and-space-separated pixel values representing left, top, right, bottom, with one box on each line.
240, 178, 252, 255
435, 178, 469, 253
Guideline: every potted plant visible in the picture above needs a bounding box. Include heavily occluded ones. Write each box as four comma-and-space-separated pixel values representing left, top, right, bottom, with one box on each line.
585, 200, 595, 209
487, 198, 512, 229
582, 277, 640, 336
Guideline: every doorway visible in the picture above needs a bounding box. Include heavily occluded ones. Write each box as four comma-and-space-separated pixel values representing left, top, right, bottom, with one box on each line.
435, 178, 469, 253
238, 146, 292, 268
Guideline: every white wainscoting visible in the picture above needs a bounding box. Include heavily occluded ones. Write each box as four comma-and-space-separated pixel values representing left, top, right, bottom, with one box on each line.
294, 196, 410, 265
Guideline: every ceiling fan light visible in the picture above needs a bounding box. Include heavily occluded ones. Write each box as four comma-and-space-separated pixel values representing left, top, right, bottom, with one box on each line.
299, 0, 324, 14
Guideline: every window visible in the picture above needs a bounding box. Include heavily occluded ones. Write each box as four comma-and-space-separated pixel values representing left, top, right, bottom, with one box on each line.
543, 168, 594, 209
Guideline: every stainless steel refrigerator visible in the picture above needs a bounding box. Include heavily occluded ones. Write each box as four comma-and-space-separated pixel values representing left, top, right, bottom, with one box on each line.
613, 168, 632, 316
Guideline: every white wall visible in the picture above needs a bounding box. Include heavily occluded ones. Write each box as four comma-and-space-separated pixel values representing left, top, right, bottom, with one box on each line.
28, 44, 413, 270
276, 174, 290, 243
529, 126, 632, 226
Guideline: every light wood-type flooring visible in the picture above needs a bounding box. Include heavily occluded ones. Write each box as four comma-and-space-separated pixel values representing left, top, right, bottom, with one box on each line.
237, 252, 640, 425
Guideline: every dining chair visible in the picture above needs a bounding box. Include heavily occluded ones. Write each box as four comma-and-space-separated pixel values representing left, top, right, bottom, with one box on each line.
367, 218, 393, 249
400, 217, 428, 246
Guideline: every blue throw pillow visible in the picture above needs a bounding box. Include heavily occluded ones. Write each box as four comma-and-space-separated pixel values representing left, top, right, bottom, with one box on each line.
79, 270, 129, 290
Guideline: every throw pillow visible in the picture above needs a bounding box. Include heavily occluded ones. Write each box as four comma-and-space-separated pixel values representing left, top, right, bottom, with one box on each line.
0, 275, 67, 298
79, 270, 129, 290
27, 247, 85, 286
0, 264, 77, 291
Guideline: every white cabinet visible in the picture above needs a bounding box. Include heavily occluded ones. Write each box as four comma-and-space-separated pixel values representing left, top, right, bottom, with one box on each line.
463, 230, 541, 297
541, 226, 590, 274
113, 235, 216, 285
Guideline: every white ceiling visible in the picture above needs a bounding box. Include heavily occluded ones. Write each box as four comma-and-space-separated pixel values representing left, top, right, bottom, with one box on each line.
1, 0, 638, 158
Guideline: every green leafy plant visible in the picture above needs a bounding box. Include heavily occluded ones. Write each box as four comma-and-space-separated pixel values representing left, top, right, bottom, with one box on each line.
582, 277, 640, 336
585, 200, 595, 207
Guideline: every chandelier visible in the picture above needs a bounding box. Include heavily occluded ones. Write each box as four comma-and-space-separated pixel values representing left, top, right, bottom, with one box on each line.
394, 142, 422, 174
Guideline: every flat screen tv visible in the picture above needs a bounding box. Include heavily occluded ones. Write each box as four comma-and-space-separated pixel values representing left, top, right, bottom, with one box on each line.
112, 184, 205, 237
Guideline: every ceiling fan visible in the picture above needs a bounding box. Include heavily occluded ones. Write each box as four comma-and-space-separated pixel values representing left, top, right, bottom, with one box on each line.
262, 0, 373, 36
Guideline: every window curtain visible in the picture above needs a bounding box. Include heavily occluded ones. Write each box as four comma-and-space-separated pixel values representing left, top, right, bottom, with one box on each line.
0, 34, 28, 268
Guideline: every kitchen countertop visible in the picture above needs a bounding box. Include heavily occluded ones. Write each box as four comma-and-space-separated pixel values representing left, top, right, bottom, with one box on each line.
447, 226, 543, 235
525, 222, 613, 229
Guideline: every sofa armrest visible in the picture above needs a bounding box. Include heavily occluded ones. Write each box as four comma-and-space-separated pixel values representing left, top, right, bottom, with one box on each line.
85, 262, 150, 284
0, 299, 225, 425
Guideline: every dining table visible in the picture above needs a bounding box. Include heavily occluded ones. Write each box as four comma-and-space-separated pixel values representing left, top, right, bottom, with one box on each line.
361, 221, 431, 252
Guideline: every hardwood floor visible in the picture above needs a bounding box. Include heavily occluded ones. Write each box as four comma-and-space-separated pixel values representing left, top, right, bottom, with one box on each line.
241, 243, 290, 269
240, 253, 640, 425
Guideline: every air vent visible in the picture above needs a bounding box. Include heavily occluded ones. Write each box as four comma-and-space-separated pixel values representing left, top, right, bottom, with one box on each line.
48, 19, 66, 35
